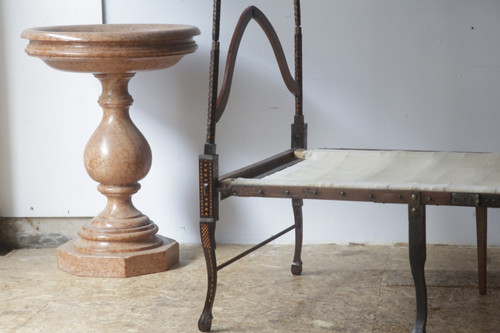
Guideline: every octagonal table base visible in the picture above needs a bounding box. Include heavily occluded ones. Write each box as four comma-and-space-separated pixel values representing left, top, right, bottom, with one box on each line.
57, 236, 179, 278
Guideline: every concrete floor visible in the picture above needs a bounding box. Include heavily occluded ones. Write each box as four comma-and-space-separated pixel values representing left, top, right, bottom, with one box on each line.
1, 244, 499, 332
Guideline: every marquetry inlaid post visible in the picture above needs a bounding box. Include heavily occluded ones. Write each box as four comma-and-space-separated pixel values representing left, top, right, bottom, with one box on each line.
198, 153, 219, 332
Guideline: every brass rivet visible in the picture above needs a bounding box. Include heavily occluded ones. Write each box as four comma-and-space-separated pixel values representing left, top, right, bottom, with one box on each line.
411, 194, 417, 200
411, 207, 417, 213
340, 191, 346, 196
426, 197, 432, 202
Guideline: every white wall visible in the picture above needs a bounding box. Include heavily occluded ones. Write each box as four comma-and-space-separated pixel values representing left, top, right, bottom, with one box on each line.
2, 0, 500, 245
0, 0, 103, 216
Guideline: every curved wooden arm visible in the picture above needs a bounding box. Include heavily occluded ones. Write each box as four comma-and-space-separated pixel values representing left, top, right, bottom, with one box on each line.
215, 6, 301, 122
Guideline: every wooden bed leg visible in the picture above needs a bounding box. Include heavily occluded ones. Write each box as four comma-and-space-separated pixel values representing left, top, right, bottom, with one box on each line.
476, 206, 487, 295
409, 194, 427, 333
199, 221, 217, 332
291, 198, 303, 275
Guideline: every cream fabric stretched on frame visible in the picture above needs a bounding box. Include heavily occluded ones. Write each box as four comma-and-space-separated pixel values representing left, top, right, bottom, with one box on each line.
224, 149, 500, 194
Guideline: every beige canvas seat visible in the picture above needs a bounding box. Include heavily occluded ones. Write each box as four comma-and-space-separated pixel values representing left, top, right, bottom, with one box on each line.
225, 149, 500, 193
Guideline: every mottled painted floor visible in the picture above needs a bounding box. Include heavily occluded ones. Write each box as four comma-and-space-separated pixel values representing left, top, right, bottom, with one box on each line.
1, 244, 499, 332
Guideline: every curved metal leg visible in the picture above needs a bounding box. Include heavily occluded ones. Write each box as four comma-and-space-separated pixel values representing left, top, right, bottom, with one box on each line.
198, 221, 217, 332
291, 198, 303, 275
409, 196, 427, 333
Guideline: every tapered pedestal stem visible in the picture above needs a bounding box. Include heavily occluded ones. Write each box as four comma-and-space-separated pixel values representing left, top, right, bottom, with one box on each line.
57, 73, 178, 277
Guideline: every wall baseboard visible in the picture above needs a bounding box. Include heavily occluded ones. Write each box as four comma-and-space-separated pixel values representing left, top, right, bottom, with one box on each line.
0, 217, 90, 249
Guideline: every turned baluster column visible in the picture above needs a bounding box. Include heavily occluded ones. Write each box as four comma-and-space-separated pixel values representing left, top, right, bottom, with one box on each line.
57, 72, 179, 277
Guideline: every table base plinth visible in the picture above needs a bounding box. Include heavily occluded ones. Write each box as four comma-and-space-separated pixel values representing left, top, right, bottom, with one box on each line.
57, 235, 179, 278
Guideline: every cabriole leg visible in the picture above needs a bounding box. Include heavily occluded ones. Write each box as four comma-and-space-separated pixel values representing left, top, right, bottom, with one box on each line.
409, 194, 427, 333
199, 221, 217, 332
291, 198, 304, 275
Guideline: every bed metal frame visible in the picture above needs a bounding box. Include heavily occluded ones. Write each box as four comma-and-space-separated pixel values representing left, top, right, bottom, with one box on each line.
198, 1, 490, 332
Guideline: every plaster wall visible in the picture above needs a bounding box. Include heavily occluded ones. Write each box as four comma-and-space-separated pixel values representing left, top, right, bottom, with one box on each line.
2, 0, 500, 245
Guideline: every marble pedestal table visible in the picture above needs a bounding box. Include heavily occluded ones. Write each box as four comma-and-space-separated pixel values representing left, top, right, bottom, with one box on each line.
21, 24, 200, 277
